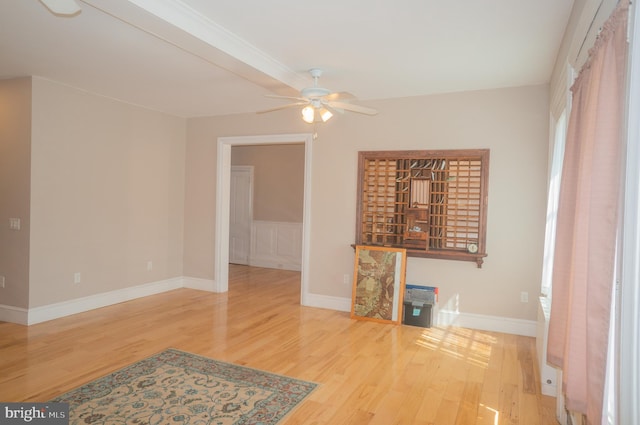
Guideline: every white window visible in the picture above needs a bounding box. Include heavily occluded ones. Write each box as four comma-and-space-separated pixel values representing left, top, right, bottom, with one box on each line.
540, 110, 567, 298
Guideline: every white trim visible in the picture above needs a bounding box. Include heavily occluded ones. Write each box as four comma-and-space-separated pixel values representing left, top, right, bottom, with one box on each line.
0, 304, 29, 325
26, 278, 182, 325
215, 138, 232, 292
299, 137, 314, 306
122, 0, 308, 89
299, 294, 536, 336
183, 276, 216, 292
437, 309, 537, 337
85, 0, 308, 97
215, 134, 314, 303
2, 281, 536, 336
619, 2, 640, 422
537, 296, 557, 396
303, 293, 352, 313
0, 276, 220, 326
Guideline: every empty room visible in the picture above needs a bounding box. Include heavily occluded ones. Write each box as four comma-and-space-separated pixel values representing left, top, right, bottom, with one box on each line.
1, 1, 638, 424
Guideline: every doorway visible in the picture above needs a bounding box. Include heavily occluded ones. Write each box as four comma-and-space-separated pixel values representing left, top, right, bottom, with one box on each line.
214, 133, 313, 305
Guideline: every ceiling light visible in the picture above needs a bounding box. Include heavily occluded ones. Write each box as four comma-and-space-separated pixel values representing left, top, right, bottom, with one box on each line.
301, 106, 315, 123
319, 108, 333, 122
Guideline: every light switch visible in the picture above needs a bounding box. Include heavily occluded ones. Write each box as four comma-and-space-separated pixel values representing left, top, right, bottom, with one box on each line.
9, 218, 20, 230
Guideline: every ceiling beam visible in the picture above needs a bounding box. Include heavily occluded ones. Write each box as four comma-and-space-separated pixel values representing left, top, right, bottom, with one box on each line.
81, 0, 307, 97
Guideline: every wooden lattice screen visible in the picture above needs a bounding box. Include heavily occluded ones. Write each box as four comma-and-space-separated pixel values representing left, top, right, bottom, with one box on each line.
356, 150, 489, 267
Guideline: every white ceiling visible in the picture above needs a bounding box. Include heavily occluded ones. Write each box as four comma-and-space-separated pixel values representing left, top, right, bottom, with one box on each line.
0, 0, 575, 118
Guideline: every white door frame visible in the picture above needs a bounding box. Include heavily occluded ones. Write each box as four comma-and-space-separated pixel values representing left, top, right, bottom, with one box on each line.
214, 133, 313, 305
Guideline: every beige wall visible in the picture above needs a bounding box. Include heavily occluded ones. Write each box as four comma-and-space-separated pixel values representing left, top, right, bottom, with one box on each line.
0, 78, 32, 309
0, 0, 611, 324
231, 144, 304, 222
183, 113, 308, 279
184, 84, 549, 320
2, 77, 548, 321
27, 78, 186, 307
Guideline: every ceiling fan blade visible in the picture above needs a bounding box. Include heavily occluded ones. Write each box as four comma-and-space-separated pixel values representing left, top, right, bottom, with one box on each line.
256, 102, 308, 114
325, 91, 356, 101
39, 0, 81, 15
328, 101, 378, 115
265, 94, 308, 102
321, 102, 344, 115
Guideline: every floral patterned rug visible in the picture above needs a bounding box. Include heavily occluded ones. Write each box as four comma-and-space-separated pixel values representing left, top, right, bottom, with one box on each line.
51, 348, 318, 424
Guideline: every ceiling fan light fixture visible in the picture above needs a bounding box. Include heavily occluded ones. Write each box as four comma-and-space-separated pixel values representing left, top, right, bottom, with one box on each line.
259, 68, 378, 122
301, 105, 315, 123
319, 108, 333, 122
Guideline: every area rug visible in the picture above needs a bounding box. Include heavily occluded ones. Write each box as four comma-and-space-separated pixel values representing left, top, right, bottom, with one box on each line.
51, 348, 318, 424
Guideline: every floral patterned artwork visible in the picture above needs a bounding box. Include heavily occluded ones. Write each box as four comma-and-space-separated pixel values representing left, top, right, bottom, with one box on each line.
52, 348, 317, 425
351, 246, 406, 324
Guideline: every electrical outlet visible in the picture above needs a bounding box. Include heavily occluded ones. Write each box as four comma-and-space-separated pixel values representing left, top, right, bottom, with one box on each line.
9, 218, 20, 230
520, 291, 529, 303
343, 274, 351, 285
147, 261, 153, 271
74, 272, 81, 284
0, 275, 5, 288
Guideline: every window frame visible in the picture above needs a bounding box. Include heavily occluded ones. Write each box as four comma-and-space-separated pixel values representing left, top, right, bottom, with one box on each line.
355, 149, 490, 267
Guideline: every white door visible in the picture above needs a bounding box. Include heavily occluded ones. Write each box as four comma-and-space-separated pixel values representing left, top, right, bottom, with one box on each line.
229, 166, 253, 265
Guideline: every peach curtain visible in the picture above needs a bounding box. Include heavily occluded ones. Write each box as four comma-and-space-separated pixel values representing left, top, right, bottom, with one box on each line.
547, 1, 629, 424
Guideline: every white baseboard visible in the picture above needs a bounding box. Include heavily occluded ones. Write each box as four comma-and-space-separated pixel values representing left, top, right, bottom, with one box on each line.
302, 295, 536, 336
303, 293, 352, 312
183, 276, 216, 292
2, 281, 535, 336
0, 276, 219, 326
438, 309, 537, 336
0, 304, 29, 325
25, 278, 183, 325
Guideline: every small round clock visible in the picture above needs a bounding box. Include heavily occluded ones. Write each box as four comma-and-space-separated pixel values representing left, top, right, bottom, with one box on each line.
467, 243, 478, 254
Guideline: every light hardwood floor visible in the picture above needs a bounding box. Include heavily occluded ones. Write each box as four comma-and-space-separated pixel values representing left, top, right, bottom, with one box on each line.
0, 265, 558, 424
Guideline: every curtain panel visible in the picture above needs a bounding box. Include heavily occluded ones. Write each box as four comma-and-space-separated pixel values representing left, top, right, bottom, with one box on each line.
547, 1, 630, 424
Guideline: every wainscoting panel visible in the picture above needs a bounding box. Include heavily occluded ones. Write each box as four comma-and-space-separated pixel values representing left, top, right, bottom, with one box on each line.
250, 221, 302, 271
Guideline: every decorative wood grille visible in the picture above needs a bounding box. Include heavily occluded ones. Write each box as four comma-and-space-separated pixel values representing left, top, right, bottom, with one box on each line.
355, 150, 489, 267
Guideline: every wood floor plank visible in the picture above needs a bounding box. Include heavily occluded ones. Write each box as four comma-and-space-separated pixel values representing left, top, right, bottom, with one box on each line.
0, 265, 559, 424
517, 336, 538, 395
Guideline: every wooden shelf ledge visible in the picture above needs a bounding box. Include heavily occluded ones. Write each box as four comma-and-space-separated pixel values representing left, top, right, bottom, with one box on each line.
351, 244, 487, 268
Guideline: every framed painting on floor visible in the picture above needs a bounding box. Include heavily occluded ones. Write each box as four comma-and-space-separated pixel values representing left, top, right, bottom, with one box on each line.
351, 245, 407, 324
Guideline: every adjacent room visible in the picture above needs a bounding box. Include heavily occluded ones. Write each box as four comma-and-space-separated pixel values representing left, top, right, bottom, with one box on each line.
1, 0, 638, 424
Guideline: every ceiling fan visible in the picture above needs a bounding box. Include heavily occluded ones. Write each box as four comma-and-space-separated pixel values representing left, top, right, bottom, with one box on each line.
258, 69, 378, 123
38, 0, 81, 16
